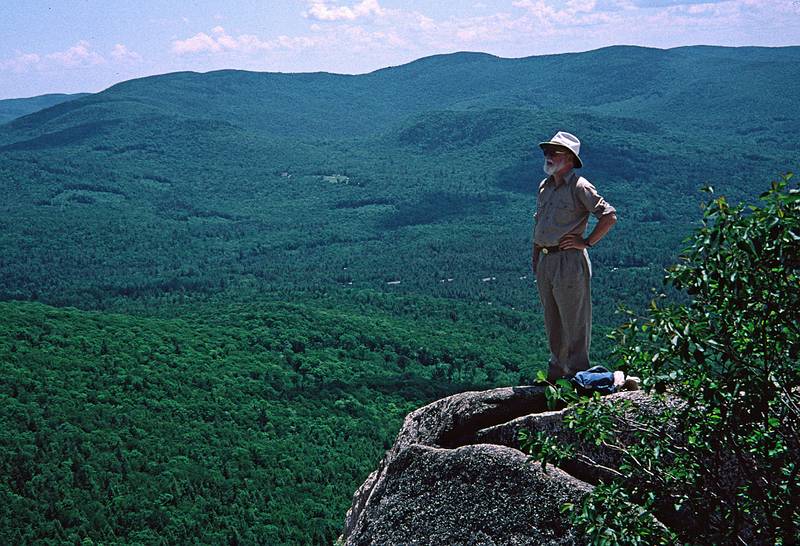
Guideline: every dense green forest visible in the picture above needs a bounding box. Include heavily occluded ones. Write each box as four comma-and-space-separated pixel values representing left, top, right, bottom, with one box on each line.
0, 291, 586, 544
1, 45, 798, 543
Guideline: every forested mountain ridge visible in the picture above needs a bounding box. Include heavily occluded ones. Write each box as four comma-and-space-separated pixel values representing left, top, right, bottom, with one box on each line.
0, 93, 90, 125
4, 45, 799, 140
1, 46, 797, 314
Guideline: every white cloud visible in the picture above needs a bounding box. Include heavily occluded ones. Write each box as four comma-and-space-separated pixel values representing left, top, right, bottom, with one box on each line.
366, 9, 532, 49
686, 3, 726, 14
502, 0, 799, 43
512, 0, 614, 26
643, 0, 756, 29
169, 1, 796, 71
568, 0, 599, 12
213, 26, 240, 49
2, 41, 117, 74
0, 52, 41, 72
236, 34, 272, 50
1, 41, 141, 74
275, 34, 325, 49
608, 0, 637, 10
417, 14, 437, 31
111, 44, 143, 62
632, 0, 726, 6
45, 41, 106, 67
172, 26, 333, 55
332, 25, 409, 49
305, 0, 385, 21
173, 31, 224, 53
382, 0, 789, 54
449, 14, 520, 42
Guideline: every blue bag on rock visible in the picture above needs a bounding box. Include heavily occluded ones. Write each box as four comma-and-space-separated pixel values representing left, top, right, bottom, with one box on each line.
570, 365, 617, 395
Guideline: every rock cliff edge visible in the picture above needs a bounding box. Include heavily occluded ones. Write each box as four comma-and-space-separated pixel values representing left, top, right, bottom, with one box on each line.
341, 386, 659, 545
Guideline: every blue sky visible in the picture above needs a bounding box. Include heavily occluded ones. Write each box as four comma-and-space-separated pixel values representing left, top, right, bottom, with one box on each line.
2, 0, 798, 99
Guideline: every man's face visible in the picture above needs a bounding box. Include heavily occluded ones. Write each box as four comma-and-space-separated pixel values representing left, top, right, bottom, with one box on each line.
542, 147, 572, 176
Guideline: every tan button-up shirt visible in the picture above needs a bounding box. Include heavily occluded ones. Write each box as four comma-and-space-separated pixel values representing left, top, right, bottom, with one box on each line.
534, 169, 616, 247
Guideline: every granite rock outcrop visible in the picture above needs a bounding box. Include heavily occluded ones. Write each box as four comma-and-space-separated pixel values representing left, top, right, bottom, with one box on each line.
342, 386, 659, 545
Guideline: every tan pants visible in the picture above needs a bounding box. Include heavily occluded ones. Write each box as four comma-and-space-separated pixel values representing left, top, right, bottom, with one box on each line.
536, 249, 592, 381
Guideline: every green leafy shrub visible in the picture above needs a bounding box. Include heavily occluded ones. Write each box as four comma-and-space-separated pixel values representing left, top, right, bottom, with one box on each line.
523, 174, 800, 545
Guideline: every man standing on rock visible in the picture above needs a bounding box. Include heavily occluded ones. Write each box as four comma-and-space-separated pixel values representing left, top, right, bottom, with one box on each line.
532, 132, 617, 381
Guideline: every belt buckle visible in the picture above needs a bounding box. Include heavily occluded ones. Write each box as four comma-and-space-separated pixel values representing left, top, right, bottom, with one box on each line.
542, 248, 549, 255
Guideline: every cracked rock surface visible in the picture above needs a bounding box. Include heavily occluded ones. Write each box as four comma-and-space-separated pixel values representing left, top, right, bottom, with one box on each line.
342, 386, 686, 545
341, 386, 616, 545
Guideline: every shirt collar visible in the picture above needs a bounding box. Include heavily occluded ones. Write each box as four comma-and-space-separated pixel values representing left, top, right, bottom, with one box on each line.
546, 168, 578, 188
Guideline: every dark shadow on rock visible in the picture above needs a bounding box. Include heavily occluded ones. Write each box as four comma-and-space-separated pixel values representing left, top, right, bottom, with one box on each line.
437, 385, 561, 448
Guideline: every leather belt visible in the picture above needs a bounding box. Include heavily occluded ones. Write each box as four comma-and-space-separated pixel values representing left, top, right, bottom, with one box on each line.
537, 245, 561, 255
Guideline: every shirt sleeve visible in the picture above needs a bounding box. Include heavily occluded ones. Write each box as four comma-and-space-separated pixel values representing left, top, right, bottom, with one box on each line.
576, 178, 616, 219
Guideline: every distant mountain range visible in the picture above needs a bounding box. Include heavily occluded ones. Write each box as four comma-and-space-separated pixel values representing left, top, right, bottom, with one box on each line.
0, 93, 90, 125
3, 46, 799, 139
1, 45, 798, 312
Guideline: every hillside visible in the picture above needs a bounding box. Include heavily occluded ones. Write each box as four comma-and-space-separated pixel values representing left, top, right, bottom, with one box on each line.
1, 46, 797, 318
0, 93, 90, 125
4, 46, 798, 139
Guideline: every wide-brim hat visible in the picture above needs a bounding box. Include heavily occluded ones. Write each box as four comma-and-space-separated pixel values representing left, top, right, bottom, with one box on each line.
539, 131, 583, 168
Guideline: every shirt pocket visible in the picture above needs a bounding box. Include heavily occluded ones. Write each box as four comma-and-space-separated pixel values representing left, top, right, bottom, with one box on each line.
554, 202, 574, 226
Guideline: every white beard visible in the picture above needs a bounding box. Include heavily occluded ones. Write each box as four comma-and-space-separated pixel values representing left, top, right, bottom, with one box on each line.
543, 155, 569, 176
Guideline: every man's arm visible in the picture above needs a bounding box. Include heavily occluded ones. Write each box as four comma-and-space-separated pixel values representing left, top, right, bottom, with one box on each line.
559, 212, 617, 250
532, 243, 541, 274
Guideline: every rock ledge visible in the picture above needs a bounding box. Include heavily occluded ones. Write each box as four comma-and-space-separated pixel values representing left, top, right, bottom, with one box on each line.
342, 386, 651, 545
